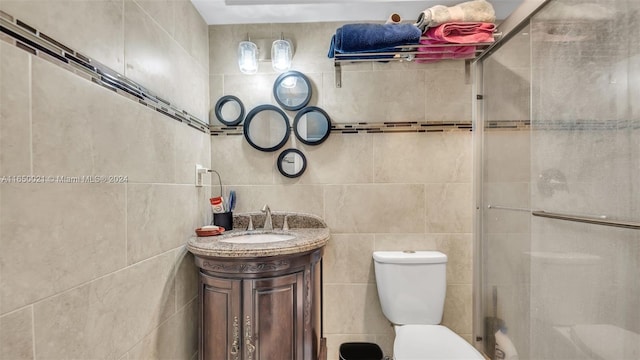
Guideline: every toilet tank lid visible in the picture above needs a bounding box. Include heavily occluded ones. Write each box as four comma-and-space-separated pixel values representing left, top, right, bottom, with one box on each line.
373, 251, 447, 264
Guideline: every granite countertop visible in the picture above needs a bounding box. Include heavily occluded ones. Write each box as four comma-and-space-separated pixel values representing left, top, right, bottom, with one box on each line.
187, 212, 330, 258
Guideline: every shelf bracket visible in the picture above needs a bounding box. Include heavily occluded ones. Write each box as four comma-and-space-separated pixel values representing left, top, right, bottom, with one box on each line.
465, 59, 472, 85
334, 62, 342, 88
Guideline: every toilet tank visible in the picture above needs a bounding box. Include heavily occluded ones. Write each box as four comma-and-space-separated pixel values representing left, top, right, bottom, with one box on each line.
373, 251, 447, 325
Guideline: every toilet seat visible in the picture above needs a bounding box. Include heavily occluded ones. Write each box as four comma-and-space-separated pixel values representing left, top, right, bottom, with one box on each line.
394, 325, 484, 360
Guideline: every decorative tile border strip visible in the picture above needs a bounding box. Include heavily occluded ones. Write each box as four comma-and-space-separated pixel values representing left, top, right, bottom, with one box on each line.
0, 10, 209, 133
485, 119, 639, 131
211, 120, 473, 136
485, 120, 530, 130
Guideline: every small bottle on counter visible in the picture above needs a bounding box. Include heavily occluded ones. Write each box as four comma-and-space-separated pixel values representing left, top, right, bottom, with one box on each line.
210, 196, 225, 213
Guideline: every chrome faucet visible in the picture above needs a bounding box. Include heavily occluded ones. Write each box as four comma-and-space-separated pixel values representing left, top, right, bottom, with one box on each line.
261, 204, 273, 230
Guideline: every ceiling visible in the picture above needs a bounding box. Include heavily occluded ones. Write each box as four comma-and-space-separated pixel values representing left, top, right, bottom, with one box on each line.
191, 0, 525, 25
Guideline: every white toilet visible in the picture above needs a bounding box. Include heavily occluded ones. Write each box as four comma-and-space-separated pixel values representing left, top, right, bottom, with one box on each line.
373, 251, 484, 360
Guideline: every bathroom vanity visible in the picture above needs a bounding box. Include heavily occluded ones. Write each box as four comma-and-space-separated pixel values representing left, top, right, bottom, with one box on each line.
187, 212, 330, 360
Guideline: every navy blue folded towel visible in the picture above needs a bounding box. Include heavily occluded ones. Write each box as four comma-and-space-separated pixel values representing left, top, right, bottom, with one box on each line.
328, 23, 422, 58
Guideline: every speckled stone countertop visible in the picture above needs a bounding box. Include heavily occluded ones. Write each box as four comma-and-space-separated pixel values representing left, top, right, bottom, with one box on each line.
187, 212, 330, 258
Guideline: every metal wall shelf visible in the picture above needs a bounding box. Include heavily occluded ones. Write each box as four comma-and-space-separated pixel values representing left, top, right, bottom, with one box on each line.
332, 37, 497, 87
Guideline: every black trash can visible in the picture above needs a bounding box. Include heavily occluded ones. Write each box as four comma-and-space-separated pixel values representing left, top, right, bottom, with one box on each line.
339, 342, 383, 360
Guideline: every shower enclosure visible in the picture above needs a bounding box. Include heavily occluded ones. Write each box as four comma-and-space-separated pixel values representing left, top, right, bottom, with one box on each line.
474, 0, 640, 359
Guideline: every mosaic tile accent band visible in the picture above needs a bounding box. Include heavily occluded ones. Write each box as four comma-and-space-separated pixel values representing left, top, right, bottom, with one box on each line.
0, 10, 210, 133
484, 119, 639, 131
212, 120, 474, 136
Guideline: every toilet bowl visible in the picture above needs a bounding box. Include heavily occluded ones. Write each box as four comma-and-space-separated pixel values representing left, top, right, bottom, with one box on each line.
394, 325, 484, 359
373, 251, 484, 360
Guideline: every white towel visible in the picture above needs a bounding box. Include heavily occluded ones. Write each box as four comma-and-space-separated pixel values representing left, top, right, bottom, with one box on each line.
415, 0, 496, 32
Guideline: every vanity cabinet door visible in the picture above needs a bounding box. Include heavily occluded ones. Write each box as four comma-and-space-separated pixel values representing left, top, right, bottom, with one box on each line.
243, 272, 305, 360
200, 274, 242, 360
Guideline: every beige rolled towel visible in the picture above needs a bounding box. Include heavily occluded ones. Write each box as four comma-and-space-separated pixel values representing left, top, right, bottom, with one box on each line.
386, 13, 402, 24
415, 0, 496, 32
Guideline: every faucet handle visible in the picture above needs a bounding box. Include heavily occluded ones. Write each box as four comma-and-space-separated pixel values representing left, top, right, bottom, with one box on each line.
247, 215, 254, 231
261, 204, 270, 213
282, 215, 290, 231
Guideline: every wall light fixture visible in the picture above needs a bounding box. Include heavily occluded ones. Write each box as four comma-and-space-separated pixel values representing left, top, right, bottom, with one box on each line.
237, 33, 294, 74
237, 39, 258, 74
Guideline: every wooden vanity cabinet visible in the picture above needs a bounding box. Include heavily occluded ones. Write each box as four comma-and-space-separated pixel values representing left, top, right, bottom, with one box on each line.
196, 248, 324, 360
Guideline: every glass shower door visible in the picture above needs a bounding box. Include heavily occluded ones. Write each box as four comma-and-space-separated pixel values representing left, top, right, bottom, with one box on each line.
478, 22, 532, 360
528, 1, 640, 359
478, 1, 640, 359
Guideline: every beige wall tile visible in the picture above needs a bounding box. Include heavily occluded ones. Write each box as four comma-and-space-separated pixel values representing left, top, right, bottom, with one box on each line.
174, 0, 210, 70
208, 75, 224, 124
228, 185, 324, 216
175, 125, 212, 185
424, 64, 472, 122
134, 0, 176, 37
128, 299, 198, 360
0, 0, 125, 72
197, 185, 214, 227
484, 131, 530, 183
324, 234, 375, 284
432, 233, 473, 285
175, 247, 199, 308
127, 184, 200, 264
374, 233, 437, 252
211, 135, 276, 185
321, 70, 426, 123
323, 284, 392, 335
0, 42, 31, 176
0, 183, 126, 314
425, 183, 473, 233
31, 57, 176, 184
221, 73, 280, 110
124, 1, 207, 120
0, 307, 34, 360
34, 251, 176, 359
276, 133, 374, 185
374, 132, 472, 183
442, 284, 473, 335
325, 184, 425, 234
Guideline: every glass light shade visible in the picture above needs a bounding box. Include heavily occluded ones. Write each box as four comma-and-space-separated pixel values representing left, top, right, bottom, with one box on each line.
238, 41, 258, 74
271, 39, 292, 72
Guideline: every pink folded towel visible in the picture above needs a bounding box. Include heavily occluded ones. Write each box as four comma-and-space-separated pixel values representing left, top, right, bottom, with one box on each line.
416, 22, 495, 63
426, 21, 495, 43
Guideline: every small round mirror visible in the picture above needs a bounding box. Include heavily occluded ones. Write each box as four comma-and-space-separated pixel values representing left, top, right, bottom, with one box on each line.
214, 95, 245, 126
293, 106, 331, 145
273, 71, 312, 111
243, 105, 290, 152
277, 149, 307, 178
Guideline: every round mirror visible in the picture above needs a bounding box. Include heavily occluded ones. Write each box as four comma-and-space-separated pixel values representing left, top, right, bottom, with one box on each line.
277, 149, 307, 178
243, 105, 290, 152
273, 71, 312, 111
293, 106, 331, 145
214, 95, 245, 126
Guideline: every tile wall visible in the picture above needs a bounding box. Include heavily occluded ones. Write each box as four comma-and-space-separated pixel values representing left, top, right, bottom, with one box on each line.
0, 1, 210, 359
209, 22, 475, 358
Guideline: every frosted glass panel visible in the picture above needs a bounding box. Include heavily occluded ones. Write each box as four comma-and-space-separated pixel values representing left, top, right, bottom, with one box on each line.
479, 1, 640, 359
480, 23, 532, 360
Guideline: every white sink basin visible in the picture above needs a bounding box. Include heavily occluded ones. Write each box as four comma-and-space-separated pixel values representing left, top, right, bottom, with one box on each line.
219, 233, 296, 244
